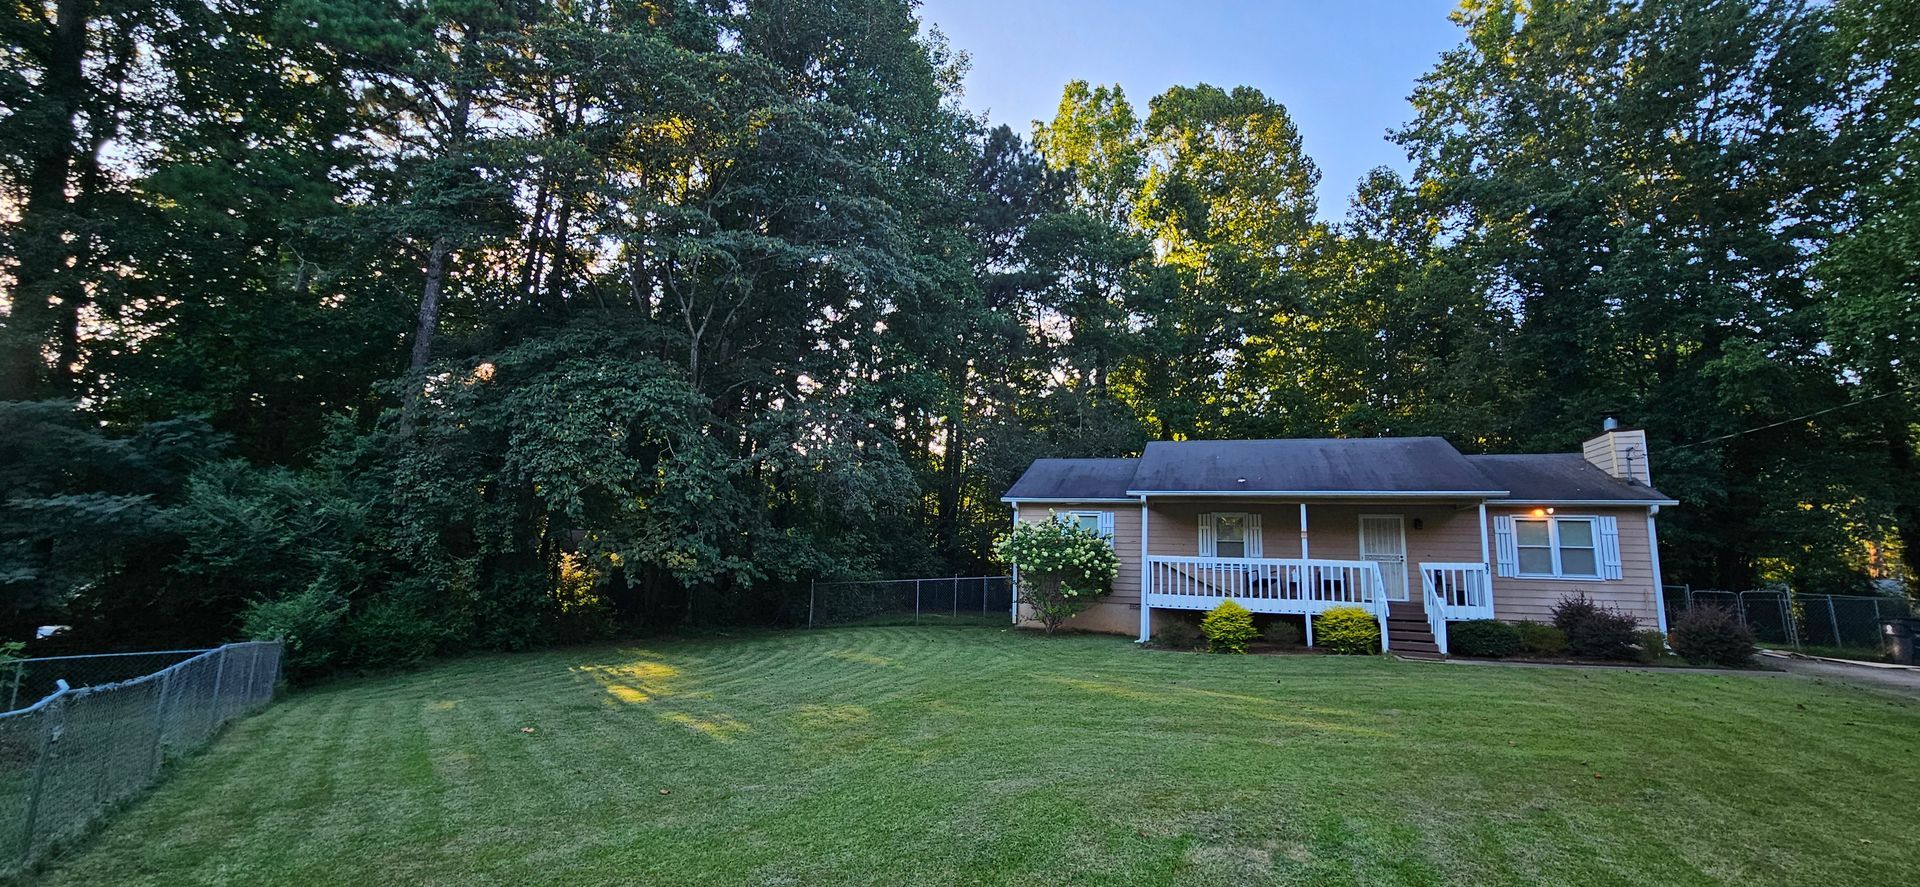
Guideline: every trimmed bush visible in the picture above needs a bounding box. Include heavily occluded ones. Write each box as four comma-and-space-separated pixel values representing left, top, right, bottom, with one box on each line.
1448, 620, 1522, 658
1153, 620, 1203, 650
1514, 622, 1568, 657
1550, 593, 1640, 661
1668, 606, 1756, 667
1262, 620, 1304, 646
1549, 593, 1601, 635
1202, 600, 1258, 653
1314, 606, 1381, 655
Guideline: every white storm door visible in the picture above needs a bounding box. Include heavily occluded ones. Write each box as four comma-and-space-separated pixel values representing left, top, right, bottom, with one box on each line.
1358, 515, 1409, 602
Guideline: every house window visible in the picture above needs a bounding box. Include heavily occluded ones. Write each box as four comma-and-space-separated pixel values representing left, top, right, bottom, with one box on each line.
1513, 517, 1600, 579
1213, 513, 1248, 558
1060, 511, 1116, 548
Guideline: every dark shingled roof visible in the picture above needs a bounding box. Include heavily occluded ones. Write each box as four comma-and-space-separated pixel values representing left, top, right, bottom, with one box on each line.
1128, 437, 1504, 495
1003, 458, 1139, 500
1465, 454, 1674, 503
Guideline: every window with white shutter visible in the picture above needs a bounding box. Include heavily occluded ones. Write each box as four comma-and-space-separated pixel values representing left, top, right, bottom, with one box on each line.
1507, 514, 1612, 580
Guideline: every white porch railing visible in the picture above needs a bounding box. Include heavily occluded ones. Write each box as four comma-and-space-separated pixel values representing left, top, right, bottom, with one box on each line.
1144, 556, 1391, 651
1417, 562, 1494, 655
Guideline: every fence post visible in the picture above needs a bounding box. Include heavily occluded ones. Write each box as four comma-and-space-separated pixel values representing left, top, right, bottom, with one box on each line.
209, 646, 226, 724
6, 660, 19, 711
1783, 594, 1801, 649
808, 580, 816, 628
953, 575, 959, 618
18, 688, 64, 864
151, 667, 175, 777
980, 576, 987, 615
244, 644, 260, 711
1826, 596, 1841, 647
914, 579, 922, 624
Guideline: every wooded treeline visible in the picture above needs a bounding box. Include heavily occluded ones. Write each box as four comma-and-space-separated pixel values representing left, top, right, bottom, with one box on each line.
1, 0, 1914, 665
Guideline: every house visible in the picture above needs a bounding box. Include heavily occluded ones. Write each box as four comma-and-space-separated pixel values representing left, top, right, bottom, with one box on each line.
1000, 421, 1676, 655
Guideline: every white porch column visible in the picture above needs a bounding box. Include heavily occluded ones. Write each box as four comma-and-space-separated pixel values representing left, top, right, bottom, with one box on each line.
1010, 504, 1021, 624
1298, 502, 1309, 558
1477, 501, 1491, 603
1138, 498, 1152, 643
1648, 505, 1668, 635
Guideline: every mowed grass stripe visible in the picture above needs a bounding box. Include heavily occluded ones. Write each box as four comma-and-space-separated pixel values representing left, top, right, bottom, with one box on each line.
31, 627, 1920, 886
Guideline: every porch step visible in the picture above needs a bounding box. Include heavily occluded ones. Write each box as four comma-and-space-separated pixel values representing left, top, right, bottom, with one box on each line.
1385, 615, 1438, 655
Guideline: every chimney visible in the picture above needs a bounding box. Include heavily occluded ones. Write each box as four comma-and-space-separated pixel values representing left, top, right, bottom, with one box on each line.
1583, 417, 1651, 486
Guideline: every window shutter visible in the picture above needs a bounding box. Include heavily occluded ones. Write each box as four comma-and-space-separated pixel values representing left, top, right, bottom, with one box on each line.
1245, 513, 1263, 558
1596, 516, 1623, 580
1198, 513, 1216, 557
1492, 514, 1518, 577
1097, 511, 1116, 547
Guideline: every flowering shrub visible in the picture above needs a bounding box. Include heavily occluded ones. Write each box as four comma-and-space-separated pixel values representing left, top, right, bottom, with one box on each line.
993, 516, 1120, 634
1201, 600, 1258, 653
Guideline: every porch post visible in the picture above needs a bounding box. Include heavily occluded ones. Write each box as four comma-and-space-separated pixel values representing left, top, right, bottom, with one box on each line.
1648, 505, 1668, 635
1138, 497, 1152, 643
1009, 504, 1021, 624
1476, 501, 1491, 569
1298, 502, 1309, 558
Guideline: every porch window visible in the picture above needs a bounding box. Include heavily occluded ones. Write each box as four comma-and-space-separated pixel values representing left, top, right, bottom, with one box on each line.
1196, 512, 1263, 558
1214, 513, 1248, 558
1513, 517, 1600, 579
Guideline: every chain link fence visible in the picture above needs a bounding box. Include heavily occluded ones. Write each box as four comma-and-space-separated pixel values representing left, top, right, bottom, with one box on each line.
0, 640, 282, 878
1669, 588, 1914, 656
806, 576, 1014, 627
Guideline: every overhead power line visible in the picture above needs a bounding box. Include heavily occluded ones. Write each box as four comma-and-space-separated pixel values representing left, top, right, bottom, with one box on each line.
1669, 384, 1916, 451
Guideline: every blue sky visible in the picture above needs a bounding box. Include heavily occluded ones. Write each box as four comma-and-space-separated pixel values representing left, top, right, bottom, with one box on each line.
915, 1, 1464, 220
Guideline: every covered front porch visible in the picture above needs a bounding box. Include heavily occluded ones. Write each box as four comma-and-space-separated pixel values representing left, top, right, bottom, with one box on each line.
1137, 498, 1498, 654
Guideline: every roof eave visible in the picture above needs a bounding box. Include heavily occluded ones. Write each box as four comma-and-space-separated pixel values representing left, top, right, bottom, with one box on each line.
1498, 498, 1680, 507
1000, 496, 1143, 504
1126, 489, 1511, 498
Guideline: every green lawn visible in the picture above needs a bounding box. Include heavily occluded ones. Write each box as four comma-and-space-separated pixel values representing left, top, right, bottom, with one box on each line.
36, 627, 1920, 886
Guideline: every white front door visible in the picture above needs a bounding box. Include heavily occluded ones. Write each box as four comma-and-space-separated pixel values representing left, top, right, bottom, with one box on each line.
1358, 515, 1409, 602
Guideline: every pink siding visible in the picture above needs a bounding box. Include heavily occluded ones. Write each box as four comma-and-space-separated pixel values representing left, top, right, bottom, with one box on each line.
1487, 506, 1661, 627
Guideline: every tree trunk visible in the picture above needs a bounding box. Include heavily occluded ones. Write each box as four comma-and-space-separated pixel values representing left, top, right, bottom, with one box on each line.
1, 0, 93, 399
409, 235, 453, 373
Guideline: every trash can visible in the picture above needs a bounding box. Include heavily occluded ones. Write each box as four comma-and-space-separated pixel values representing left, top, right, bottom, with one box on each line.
1885, 618, 1918, 666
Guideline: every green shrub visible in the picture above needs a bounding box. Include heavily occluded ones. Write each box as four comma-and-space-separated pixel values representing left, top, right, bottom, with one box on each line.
242, 584, 348, 679
994, 517, 1121, 634
1550, 593, 1600, 635
344, 594, 450, 670
1153, 620, 1203, 649
1448, 620, 1521, 658
1634, 630, 1666, 663
1551, 594, 1640, 660
1314, 606, 1380, 655
1262, 620, 1304, 646
1514, 622, 1568, 657
1668, 606, 1755, 667
1201, 600, 1258, 654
